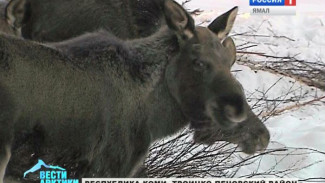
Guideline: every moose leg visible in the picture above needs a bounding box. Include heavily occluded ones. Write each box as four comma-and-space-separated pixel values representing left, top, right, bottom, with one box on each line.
0, 85, 15, 183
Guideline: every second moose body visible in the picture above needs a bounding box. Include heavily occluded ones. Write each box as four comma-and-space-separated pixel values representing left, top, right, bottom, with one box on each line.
4, 0, 164, 41
0, 0, 270, 181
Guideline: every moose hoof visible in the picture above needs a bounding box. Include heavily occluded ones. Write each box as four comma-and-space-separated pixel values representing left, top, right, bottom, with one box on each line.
238, 128, 270, 154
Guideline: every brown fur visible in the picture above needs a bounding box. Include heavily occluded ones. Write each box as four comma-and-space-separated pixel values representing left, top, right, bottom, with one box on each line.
0, 1, 270, 181
5, 0, 164, 41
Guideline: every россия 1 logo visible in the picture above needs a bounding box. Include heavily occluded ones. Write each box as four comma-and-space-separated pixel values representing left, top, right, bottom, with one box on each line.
23, 159, 79, 183
250, 0, 296, 15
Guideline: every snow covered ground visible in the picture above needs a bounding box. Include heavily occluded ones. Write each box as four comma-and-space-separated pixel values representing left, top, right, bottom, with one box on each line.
232, 64, 325, 179
176, 0, 325, 180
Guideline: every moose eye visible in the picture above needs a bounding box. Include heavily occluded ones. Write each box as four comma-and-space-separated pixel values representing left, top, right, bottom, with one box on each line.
193, 60, 208, 71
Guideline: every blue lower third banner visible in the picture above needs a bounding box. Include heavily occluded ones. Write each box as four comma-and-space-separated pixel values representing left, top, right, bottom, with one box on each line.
249, 0, 296, 15
82, 178, 299, 183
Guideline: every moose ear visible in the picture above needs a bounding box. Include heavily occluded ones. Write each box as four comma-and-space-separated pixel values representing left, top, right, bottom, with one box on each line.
222, 37, 236, 66
208, 6, 238, 40
163, 0, 195, 40
5, 0, 28, 33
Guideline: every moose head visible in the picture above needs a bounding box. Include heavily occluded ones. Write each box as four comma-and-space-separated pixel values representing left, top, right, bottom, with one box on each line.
163, 0, 269, 154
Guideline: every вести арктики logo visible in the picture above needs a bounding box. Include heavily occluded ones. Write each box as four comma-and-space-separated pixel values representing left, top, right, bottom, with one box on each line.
23, 159, 79, 183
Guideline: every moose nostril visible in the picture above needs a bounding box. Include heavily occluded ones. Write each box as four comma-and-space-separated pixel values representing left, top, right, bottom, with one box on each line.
224, 105, 247, 123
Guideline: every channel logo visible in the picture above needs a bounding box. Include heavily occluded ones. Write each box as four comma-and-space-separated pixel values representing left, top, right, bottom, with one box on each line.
23, 159, 79, 183
250, 0, 296, 15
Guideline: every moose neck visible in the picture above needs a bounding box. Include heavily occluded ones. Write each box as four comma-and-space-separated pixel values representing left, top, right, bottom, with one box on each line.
129, 26, 178, 85
145, 77, 189, 141
130, 27, 189, 141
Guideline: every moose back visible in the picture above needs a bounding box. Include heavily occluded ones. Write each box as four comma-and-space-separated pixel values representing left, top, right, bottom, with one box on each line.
0, 0, 270, 181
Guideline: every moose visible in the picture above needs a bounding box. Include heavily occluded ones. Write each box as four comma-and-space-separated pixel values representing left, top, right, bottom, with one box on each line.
0, 0, 270, 181
4, 0, 164, 41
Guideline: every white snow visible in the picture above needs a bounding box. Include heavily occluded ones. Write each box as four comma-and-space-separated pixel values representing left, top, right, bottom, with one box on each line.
176, 0, 325, 180
232, 64, 325, 179
190, 7, 325, 65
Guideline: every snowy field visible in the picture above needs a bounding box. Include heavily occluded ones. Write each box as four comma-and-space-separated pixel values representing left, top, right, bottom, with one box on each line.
174, 0, 325, 180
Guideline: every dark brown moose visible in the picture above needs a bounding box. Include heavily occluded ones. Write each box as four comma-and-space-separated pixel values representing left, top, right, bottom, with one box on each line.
4, 0, 164, 41
0, 0, 270, 181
